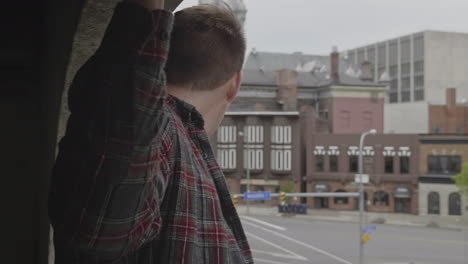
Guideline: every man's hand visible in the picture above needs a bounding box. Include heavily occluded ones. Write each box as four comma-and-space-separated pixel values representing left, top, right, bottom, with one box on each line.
127, 0, 164, 10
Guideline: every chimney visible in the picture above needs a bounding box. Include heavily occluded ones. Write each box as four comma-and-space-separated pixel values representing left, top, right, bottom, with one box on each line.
330, 46, 340, 83
360, 61, 373, 81
277, 69, 298, 111
447, 88, 457, 108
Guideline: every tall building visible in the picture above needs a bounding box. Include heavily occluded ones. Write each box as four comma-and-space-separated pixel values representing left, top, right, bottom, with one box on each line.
344, 31, 468, 133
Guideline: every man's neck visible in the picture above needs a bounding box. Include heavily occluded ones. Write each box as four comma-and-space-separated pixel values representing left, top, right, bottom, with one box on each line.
167, 85, 222, 135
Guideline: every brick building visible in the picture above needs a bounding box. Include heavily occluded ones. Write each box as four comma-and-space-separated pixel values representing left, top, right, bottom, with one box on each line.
429, 88, 468, 134
212, 49, 386, 204
306, 134, 420, 214
418, 135, 468, 217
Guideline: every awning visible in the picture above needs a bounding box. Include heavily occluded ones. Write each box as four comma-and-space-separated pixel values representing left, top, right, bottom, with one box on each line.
313, 183, 331, 192
393, 186, 412, 198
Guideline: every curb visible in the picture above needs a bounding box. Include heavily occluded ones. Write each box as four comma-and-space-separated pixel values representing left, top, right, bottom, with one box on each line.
236, 206, 467, 231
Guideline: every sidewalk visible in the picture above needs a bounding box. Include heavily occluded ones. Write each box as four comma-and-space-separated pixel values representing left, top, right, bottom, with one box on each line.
236, 205, 468, 230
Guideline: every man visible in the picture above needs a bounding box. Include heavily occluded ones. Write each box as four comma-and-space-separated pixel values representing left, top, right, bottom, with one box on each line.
48, 0, 253, 263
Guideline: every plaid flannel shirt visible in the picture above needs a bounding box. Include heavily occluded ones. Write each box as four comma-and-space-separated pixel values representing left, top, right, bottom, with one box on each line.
48, 2, 253, 263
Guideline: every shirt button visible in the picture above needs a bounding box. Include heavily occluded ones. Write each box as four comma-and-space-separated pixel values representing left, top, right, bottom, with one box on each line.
202, 153, 208, 160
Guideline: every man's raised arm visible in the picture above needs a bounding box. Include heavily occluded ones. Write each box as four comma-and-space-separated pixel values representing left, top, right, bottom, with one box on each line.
49, 0, 175, 261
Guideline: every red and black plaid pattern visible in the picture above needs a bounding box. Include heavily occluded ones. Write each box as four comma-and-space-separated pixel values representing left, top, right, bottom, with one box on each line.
49, 2, 253, 263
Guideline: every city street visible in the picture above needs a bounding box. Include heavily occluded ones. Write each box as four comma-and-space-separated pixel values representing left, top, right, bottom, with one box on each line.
240, 215, 468, 264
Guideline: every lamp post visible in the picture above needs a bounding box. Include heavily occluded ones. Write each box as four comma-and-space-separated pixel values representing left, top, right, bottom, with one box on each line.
358, 129, 376, 264
238, 131, 250, 214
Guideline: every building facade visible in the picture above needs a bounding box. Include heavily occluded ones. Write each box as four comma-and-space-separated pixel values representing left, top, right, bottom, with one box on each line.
429, 88, 468, 134
214, 113, 301, 206
306, 134, 420, 214
418, 135, 468, 217
214, 50, 386, 203
344, 31, 468, 133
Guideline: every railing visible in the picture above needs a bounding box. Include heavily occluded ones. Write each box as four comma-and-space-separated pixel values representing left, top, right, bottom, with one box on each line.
233, 192, 360, 198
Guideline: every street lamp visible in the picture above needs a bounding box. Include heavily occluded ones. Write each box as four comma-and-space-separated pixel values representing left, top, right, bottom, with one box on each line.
238, 131, 250, 214
358, 129, 376, 264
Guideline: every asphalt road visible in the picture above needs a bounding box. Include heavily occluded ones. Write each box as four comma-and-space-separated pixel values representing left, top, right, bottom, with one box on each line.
240, 215, 468, 264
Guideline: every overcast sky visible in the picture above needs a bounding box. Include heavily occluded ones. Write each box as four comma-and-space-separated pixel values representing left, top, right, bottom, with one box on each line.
176, 0, 468, 55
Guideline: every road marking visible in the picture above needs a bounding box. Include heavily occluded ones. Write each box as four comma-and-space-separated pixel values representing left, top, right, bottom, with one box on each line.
254, 258, 289, 264
244, 221, 352, 264
398, 236, 466, 245
251, 249, 308, 261
246, 232, 308, 261
241, 216, 287, 231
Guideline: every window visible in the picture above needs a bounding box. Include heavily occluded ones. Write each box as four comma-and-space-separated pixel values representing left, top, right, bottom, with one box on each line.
400, 76, 411, 102
427, 192, 440, 215
414, 75, 424, 101
217, 126, 237, 169
319, 109, 329, 120
271, 125, 292, 171
329, 155, 339, 172
401, 92, 410, 102
414, 89, 424, 101
368, 47, 375, 65
389, 65, 398, 78
389, 91, 398, 103
401, 63, 410, 75
400, 37, 411, 62
378, 66, 386, 80
400, 156, 410, 174
362, 111, 372, 129
357, 48, 365, 65
334, 189, 348, 205
377, 44, 386, 67
428, 155, 461, 174
240, 184, 247, 194
349, 156, 358, 173
449, 192, 462, 216
413, 35, 425, 61
316, 155, 324, 172
389, 41, 398, 65
432, 126, 442, 134
389, 78, 399, 103
384, 156, 394, 173
373, 191, 389, 206
414, 60, 424, 73
243, 125, 264, 170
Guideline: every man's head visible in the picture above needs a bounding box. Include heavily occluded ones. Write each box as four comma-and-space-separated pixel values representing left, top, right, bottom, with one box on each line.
165, 4, 246, 134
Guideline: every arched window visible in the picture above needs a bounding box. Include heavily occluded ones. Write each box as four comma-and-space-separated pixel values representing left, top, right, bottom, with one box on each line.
373, 191, 389, 206
427, 192, 440, 215
448, 192, 461, 216
334, 189, 348, 205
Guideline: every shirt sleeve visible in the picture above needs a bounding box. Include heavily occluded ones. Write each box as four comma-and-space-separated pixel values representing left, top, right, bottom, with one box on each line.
55, 1, 174, 260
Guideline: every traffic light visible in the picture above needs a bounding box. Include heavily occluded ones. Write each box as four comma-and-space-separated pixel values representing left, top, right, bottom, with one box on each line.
232, 195, 238, 205
280, 192, 286, 205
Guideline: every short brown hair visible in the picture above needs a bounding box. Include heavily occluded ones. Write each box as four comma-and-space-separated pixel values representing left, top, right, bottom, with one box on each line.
165, 4, 246, 90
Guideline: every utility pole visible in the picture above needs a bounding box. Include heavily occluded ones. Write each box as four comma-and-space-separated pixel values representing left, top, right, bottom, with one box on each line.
246, 164, 250, 214
358, 129, 376, 264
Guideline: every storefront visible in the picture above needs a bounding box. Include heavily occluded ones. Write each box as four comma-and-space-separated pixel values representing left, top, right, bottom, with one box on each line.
313, 183, 330, 209
393, 185, 412, 214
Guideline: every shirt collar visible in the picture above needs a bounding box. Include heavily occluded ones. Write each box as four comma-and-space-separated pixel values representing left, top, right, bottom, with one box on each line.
169, 95, 205, 129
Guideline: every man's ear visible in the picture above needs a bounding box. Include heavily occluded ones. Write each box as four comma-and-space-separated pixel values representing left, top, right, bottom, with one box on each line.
226, 72, 242, 103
